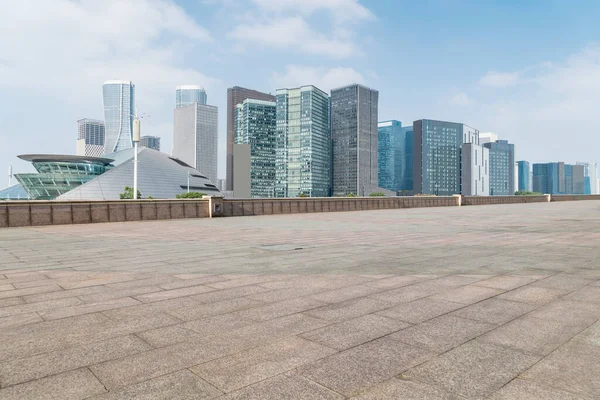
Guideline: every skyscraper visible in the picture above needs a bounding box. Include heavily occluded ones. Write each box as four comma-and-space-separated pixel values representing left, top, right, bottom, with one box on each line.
413, 119, 479, 196
461, 142, 489, 196
227, 87, 276, 192
176, 85, 207, 108
234, 99, 277, 198
331, 84, 379, 196
479, 132, 498, 144
275, 85, 330, 198
76, 119, 105, 157
517, 161, 531, 192
139, 136, 161, 151
483, 140, 515, 195
102, 80, 135, 154
377, 120, 413, 193
576, 162, 598, 194
172, 104, 218, 184
533, 162, 585, 194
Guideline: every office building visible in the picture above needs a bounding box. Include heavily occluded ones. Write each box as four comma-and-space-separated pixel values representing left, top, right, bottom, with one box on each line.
102, 80, 135, 154
217, 179, 226, 192
275, 85, 330, 198
483, 140, 515, 195
234, 99, 277, 198
377, 120, 413, 193
226, 86, 276, 192
461, 143, 489, 196
413, 119, 478, 196
517, 161, 531, 192
576, 162, 598, 194
176, 85, 207, 108
331, 84, 379, 196
479, 132, 498, 144
76, 119, 105, 157
533, 162, 585, 194
173, 103, 218, 184
140, 136, 161, 151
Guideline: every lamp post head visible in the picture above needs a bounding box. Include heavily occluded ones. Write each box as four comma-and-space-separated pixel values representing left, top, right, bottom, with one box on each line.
133, 118, 141, 143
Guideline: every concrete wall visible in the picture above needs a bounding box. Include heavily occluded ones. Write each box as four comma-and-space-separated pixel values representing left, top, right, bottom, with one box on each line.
551, 194, 600, 202
462, 195, 550, 206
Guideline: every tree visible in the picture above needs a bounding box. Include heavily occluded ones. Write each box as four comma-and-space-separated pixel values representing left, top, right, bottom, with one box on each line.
515, 190, 543, 196
369, 192, 385, 196
119, 186, 142, 199
176, 192, 206, 199
346, 193, 357, 197
298, 193, 309, 198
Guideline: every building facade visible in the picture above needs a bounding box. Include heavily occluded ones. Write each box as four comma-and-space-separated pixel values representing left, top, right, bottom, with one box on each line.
533, 162, 585, 194
478, 132, 498, 144
76, 119, 105, 157
331, 84, 379, 196
275, 85, 330, 198
176, 85, 207, 108
226, 86, 276, 192
461, 143, 489, 196
139, 136, 161, 151
234, 99, 277, 198
102, 80, 135, 154
483, 140, 515, 196
576, 162, 598, 194
517, 161, 531, 192
413, 119, 478, 196
377, 120, 413, 193
172, 103, 218, 185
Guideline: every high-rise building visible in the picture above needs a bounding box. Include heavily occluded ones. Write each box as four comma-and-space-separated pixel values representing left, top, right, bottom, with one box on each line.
483, 140, 515, 195
479, 132, 498, 144
377, 120, 413, 193
176, 85, 207, 108
331, 84, 379, 196
233, 99, 277, 198
172, 103, 218, 184
139, 136, 161, 151
461, 142, 489, 196
102, 80, 135, 154
576, 162, 598, 194
517, 161, 531, 192
76, 119, 105, 157
533, 162, 585, 194
275, 85, 330, 198
226, 87, 276, 192
413, 119, 478, 196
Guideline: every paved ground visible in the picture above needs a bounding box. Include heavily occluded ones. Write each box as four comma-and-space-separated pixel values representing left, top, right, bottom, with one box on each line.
0, 201, 599, 399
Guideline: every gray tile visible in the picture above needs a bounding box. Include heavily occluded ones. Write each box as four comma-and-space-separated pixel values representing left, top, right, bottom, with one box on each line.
190, 285, 269, 304
450, 298, 535, 325
309, 284, 383, 303
402, 341, 540, 399
137, 325, 203, 347
565, 286, 600, 303
134, 285, 215, 303
298, 337, 434, 397
431, 285, 503, 305
38, 297, 141, 320
498, 285, 568, 305
0, 312, 43, 330
182, 313, 255, 337
364, 275, 424, 289
350, 378, 456, 400
233, 297, 325, 322
168, 297, 265, 322
533, 274, 594, 291
473, 275, 536, 290
0, 297, 83, 318
527, 299, 600, 326
304, 297, 393, 322
486, 378, 585, 400
376, 298, 465, 323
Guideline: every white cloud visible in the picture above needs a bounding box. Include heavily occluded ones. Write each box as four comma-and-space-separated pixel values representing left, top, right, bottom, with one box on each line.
251, 0, 375, 23
271, 65, 365, 91
451, 92, 471, 106
478, 71, 520, 87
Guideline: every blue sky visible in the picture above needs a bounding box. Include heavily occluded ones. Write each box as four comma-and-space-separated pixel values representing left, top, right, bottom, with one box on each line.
1, 0, 600, 188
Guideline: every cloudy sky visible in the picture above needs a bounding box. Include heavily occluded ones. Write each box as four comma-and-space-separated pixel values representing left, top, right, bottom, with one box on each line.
1, 0, 599, 187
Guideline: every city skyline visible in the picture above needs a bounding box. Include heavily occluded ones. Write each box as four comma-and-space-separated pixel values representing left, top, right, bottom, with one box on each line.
2, 0, 600, 187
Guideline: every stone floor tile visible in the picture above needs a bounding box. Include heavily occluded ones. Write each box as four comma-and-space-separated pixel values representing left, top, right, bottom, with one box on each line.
498, 285, 568, 305
87, 369, 222, 400
527, 299, 600, 326
0, 297, 24, 308
0, 368, 107, 400
388, 315, 494, 353
364, 275, 424, 289
245, 285, 327, 302
297, 337, 434, 397
101, 297, 199, 320
77, 286, 163, 303
449, 297, 535, 325
158, 275, 228, 290
565, 286, 600, 303
39, 297, 141, 321
168, 297, 265, 322
0, 283, 14, 291
0, 296, 83, 318
134, 285, 215, 303
182, 313, 255, 337
0, 284, 63, 300
301, 314, 411, 350
486, 378, 585, 400
532, 274, 594, 291
304, 297, 393, 322
473, 275, 536, 290
190, 336, 337, 392
137, 325, 204, 347
430, 285, 503, 305
520, 341, 600, 399
220, 371, 343, 400
190, 285, 269, 304
479, 314, 587, 356
571, 321, 600, 347
376, 298, 465, 323
22, 285, 107, 304
205, 275, 282, 290
350, 377, 456, 399
401, 341, 540, 400
0, 334, 151, 387
233, 297, 325, 322
309, 284, 382, 303
368, 281, 457, 304
0, 312, 44, 330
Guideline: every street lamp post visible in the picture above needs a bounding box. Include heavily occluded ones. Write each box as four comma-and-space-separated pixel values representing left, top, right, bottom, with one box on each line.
133, 118, 141, 199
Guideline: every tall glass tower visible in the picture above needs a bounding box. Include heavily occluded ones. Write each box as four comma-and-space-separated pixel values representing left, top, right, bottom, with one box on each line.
176, 85, 207, 108
377, 120, 413, 193
275, 86, 330, 198
102, 80, 135, 154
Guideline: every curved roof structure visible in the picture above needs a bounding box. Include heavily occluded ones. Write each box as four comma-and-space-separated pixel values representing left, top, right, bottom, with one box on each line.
18, 154, 114, 165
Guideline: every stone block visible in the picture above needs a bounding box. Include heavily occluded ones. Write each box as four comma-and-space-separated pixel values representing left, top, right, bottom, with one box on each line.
263, 201, 273, 214
30, 204, 52, 226
299, 200, 307, 213
272, 201, 282, 214
72, 203, 91, 224
197, 202, 210, 218
155, 202, 170, 220
125, 203, 142, 221
169, 202, 184, 219
0, 203, 7, 228
90, 203, 109, 223
51, 203, 73, 225
108, 203, 126, 222
183, 202, 197, 218
290, 201, 299, 213
141, 202, 157, 220
232, 201, 243, 216
252, 201, 263, 215
242, 201, 253, 216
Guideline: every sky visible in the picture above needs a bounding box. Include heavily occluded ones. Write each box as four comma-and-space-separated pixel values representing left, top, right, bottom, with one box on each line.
1, 0, 600, 188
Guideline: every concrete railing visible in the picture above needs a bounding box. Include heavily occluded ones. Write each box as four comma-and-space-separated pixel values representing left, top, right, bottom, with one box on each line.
462, 195, 550, 206
551, 194, 600, 202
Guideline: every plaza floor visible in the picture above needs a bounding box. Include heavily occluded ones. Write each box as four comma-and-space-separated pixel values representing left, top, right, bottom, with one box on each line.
0, 201, 599, 399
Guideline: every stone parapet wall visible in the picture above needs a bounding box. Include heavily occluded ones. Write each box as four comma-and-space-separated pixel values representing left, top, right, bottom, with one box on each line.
462, 195, 550, 206
551, 194, 600, 202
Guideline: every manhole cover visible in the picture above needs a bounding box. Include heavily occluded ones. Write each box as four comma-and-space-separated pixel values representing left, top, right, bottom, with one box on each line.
256, 244, 304, 251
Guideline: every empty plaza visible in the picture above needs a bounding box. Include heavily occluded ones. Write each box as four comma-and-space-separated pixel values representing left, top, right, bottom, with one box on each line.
0, 201, 599, 399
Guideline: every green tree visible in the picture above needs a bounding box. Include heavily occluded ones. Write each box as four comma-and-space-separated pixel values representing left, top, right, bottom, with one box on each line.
346, 193, 357, 197
369, 192, 385, 196
515, 190, 543, 196
298, 193, 309, 198
119, 186, 142, 199
176, 192, 207, 199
